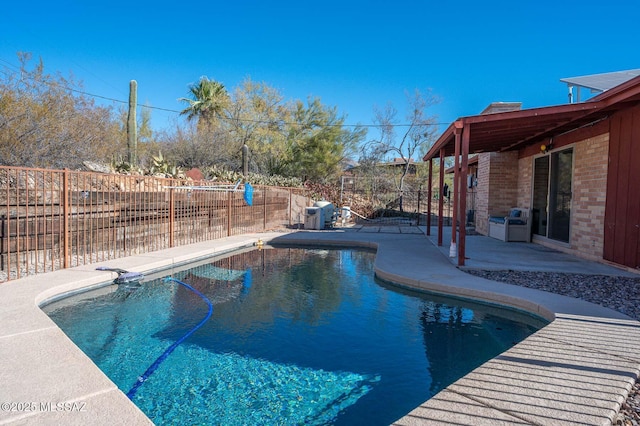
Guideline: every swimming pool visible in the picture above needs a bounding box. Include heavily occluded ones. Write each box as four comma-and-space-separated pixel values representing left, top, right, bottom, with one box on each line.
44, 246, 546, 425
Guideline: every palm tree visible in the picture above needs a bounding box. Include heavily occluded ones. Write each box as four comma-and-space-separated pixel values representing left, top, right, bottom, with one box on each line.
178, 77, 229, 128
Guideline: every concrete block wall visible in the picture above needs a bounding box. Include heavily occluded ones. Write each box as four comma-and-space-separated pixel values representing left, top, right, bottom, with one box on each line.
291, 192, 312, 226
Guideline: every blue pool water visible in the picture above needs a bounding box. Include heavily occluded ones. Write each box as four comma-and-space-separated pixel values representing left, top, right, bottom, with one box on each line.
44, 247, 546, 425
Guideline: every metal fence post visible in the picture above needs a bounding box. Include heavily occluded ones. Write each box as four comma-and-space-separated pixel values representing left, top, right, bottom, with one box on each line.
263, 187, 267, 230
63, 169, 70, 269
0, 165, 311, 282
169, 188, 175, 248
227, 190, 232, 237
289, 188, 292, 227
417, 189, 421, 226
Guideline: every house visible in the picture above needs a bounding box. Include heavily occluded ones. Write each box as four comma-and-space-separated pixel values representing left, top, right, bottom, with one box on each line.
384, 157, 418, 174
338, 157, 419, 197
423, 71, 640, 269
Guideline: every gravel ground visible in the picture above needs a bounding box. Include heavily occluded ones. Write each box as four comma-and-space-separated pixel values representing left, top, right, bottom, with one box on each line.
464, 270, 640, 426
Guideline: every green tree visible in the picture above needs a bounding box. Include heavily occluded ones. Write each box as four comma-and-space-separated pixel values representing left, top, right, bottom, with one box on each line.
178, 76, 229, 129
287, 98, 364, 182
138, 104, 153, 144
223, 78, 290, 174
173, 77, 364, 182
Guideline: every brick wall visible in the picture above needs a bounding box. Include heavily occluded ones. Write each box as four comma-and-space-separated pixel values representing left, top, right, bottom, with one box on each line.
475, 152, 519, 235
476, 152, 519, 235
569, 133, 609, 260
471, 124, 610, 263
475, 153, 490, 234
474, 133, 609, 263
488, 151, 520, 215
517, 156, 532, 209
508, 133, 610, 261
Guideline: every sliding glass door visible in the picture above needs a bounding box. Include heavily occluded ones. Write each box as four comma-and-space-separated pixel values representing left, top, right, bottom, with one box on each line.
531, 148, 573, 243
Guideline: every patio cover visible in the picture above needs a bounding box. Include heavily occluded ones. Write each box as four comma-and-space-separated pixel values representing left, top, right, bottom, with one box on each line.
423, 75, 640, 266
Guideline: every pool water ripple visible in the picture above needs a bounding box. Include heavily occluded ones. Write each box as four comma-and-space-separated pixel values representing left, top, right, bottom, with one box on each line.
44, 247, 546, 425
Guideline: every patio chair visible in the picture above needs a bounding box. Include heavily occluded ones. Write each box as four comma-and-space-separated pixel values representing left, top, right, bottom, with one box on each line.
488, 208, 531, 242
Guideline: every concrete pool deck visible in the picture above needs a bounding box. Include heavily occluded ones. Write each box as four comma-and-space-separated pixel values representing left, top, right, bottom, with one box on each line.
1, 226, 639, 425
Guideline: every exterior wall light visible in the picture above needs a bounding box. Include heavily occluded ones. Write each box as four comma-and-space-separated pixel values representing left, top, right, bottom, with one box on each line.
540, 140, 553, 154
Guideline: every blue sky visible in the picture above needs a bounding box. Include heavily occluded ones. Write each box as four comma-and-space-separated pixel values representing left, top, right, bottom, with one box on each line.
2, 0, 639, 138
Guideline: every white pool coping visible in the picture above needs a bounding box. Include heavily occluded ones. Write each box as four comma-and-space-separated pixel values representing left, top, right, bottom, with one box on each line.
1, 229, 638, 425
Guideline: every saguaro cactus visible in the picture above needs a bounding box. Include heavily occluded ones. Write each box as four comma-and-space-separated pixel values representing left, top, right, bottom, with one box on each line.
127, 80, 138, 165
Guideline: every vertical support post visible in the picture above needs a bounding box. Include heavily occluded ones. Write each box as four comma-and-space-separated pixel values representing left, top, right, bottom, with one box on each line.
263, 187, 267, 230
16, 170, 22, 278
458, 124, 470, 266
4, 170, 10, 276
289, 188, 293, 227
438, 148, 445, 246
1, 217, 5, 273
416, 187, 421, 227
169, 188, 175, 248
227, 190, 232, 237
427, 158, 432, 235
62, 169, 70, 269
450, 125, 462, 257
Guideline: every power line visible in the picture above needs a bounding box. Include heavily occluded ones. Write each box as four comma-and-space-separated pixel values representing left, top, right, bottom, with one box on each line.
0, 59, 174, 111
0, 58, 449, 129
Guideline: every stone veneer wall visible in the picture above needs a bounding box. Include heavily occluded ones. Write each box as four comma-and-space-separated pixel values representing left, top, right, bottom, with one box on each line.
475, 151, 519, 235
